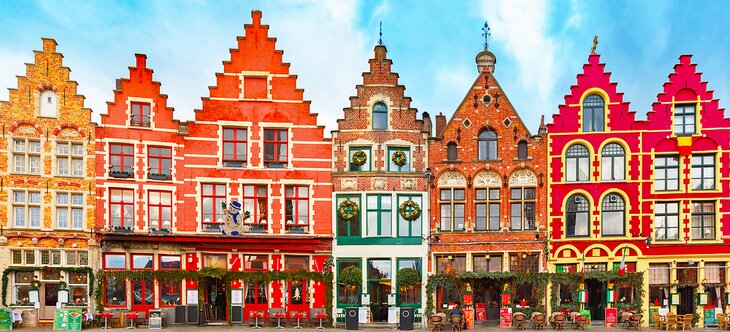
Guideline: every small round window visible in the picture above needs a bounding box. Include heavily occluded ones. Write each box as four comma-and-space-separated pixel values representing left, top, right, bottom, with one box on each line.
481, 94, 492, 106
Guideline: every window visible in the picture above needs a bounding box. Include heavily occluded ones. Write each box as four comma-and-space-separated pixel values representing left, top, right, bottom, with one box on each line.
517, 140, 528, 160
348, 147, 371, 171
601, 194, 625, 236
691, 154, 714, 190
159, 280, 181, 306
39, 90, 57, 117
601, 143, 625, 181
478, 129, 498, 160
439, 188, 465, 231
103, 253, 127, 270
56, 192, 84, 229
435, 255, 465, 274
673, 104, 696, 135
245, 282, 268, 306
398, 259, 421, 305
285, 256, 309, 271
130, 102, 151, 127
109, 143, 134, 177
510, 188, 536, 230
160, 255, 181, 270
11, 250, 22, 265
447, 142, 458, 161
105, 276, 127, 307
201, 184, 226, 232
243, 185, 268, 232
566, 144, 590, 182
397, 195, 422, 237
12, 191, 41, 228
12, 138, 41, 174
475, 188, 500, 231
566, 194, 589, 237
244, 255, 269, 270
263, 129, 287, 167
366, 194, 392, 236
110, 188, 134, 229
510, 254, 539, 273
388, 147, 411, 172
56, 141, 84, 176
654, 155, 679, 191
25, 251, 35, 265
372, 102, 388, 130
582, 94, 604, 132
337, 260, 361, 305
148, 191, 172, 231
473, 255, 502, 272
654, 202, 679, 240
336, 195, 361, 238
134, 278, 155, 306
132, 254, 154, 270
148, 146, 172, 180
67, 251, 89, 266
203, 254, 227, 269
691, 201, 715, 240
222, 128, 247, 166
285, 186, 309, 233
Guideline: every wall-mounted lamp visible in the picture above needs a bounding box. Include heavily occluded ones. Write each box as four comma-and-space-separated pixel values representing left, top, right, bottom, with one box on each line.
424, 168, 434, 184
538, 173, 544, 187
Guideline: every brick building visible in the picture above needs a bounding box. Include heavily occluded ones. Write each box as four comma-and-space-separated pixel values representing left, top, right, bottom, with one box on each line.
331, 43, 431, 323
428, 46, 548, 320
0, 39, 96, 322
546, 51, 730, 325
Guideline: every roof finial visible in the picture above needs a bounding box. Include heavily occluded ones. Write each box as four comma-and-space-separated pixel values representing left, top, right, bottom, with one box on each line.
378, 21, 383, 46
591, 35, 598, 54
482, 21, 491, 50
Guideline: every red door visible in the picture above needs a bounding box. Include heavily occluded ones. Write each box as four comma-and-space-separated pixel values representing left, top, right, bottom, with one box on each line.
287, 280, 308, 319
244, 282, 268, 320
132, 279, 155, 314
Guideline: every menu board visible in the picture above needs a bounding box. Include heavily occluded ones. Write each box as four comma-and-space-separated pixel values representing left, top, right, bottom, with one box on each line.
148, 310, 162, 329
499, 307, 512, 328
53, 309, 68, 331
0, 308, 12, 331
231, 290, 243, 305
604, 308, 617, 327
66, 309, 83, 331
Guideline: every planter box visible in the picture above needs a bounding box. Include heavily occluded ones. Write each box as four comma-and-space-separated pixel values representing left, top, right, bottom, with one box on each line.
149, 173, 171, 181
110, 171, 133, 178
113, 227, 133, 233
224, 161, 245, 168
288, 228, 306, 234
151, 229, 170, 235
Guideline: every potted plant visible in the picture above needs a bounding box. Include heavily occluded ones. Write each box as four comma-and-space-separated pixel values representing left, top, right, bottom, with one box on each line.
149, 171, 170, 180
340, 266, 363, 287
397, 268, 420, 288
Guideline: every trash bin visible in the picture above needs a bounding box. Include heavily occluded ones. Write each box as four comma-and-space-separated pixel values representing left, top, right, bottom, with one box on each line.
400, 308, 414, 330
346, 307, 359, 330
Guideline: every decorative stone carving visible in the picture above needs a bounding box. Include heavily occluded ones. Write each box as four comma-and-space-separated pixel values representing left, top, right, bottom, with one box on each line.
341, 178, 357, 190
509, 168, 537, 187
16, 125, 37, 135
473, 170, 501, 187
401, 178, 417, 190
372, 177, 387, 190
59, 128, 79, 138
438, 171, 466, 187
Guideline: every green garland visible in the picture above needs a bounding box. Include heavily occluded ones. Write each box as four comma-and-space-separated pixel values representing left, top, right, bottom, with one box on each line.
2, 266, 94, 306
549, 271, 645, 314
399, 200, 421, 221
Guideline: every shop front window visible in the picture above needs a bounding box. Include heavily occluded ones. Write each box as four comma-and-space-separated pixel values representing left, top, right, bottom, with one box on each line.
160, 280, 181, 306
105, 277, 127, 307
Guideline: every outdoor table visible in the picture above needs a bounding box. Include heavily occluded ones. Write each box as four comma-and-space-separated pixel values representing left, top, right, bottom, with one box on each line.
316, 313, 327, 329
100, 312, 114, 329
251, 311, 263, 329
274, 312, 285, 329
293, 312, 305, 329
125, 312, 138, 329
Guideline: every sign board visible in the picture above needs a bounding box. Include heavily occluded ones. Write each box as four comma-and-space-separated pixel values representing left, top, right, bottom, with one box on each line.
53, 309, 68, 331
648, 307, 660, 324
464, 308, 474, 329
604, 308, 618, 327
499, 307, 512, 328
0, 308, 12, 331
58, 289, 69, 304
230, 290, 243, 305
29, 290, 39, 304
475, 303, 486, 321
463, 293, 473, 306
387, 294, 396, 306
579, 310, 591, 328
703, 307, 716, 326
361, 294, 370, 305
66, 309, 82, 331
186, 290, 198, 305
149, 310, 163, 329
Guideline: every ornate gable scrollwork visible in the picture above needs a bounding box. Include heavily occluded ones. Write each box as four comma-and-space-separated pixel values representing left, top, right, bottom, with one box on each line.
15, 125, 38, 135
509, 168, 537, 187
473, 170, 501, 187
438, 171, 466, 187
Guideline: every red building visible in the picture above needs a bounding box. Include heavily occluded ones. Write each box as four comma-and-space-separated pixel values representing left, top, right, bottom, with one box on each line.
96, 10, 332, 323
547, 50, 730, 325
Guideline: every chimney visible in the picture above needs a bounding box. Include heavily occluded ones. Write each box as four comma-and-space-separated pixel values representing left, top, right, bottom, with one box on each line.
135, 53, 147, 69
537, 115, 547, 136
476, 50, 497, 74
422, 112, 432, 136
435, 112, 447, 138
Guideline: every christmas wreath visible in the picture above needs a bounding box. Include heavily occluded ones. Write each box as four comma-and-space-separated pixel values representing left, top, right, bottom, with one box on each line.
337, 200, 360, 221
351, 150, 367, 166
31, 277, 41, 290
391, 150, 407, 167
399, 200, 421, 221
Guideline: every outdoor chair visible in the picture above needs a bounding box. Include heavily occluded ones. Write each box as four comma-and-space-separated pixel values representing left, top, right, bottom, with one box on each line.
135, 311, 147, 328
112, 311, 124, 328
661, 313, 677, 331
450, 315, 463, 332
532, 313, 546, 330
310, 308, 324, 328
681, 314, 692, 330
552, 313, 567, 330
650, 312, 661, 329
429, 314, 445, 332
573, 314, 588, 330
717, 314, 727, 330
627, 314, 642, 330
513, 313, 527, 330
620, 311, 633, 328
269, 308, 284, 328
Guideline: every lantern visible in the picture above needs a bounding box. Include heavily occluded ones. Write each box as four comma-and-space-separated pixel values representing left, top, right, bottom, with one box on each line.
578, 290, 588, 303
697, 293, 709, 306
606, 288, 616, 303
670, 293, 681, 306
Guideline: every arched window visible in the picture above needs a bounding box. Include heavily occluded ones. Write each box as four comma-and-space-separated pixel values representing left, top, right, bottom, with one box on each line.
447, 142, 458, 161
39, 90, 57, 117
582, 94, 604, 132
566, 144, 590, 182
478, 129, 497, 160
601, 193, 625, 236
517, 140, 528, 160
601, 143, 625, 181
566, 194, 590, 237
372, 102, 388, 130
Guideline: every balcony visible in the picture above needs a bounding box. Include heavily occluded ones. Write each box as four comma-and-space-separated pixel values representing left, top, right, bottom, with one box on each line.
148, 168, 172, 181
109, 165, 134, 178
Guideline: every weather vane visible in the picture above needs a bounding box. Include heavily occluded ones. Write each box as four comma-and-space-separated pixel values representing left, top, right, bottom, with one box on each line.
482, 21, 491, 50
378, 21, 383, 46
591, 35, 598, 54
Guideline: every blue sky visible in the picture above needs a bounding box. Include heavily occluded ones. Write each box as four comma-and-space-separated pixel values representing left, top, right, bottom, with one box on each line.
1, 0, 730, 135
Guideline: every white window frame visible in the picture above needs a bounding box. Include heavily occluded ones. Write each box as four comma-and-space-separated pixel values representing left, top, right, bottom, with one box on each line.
56, 192, 84, 229
12, 138, 42, 174
56, 141, 84, 177
12, 190, 42, 228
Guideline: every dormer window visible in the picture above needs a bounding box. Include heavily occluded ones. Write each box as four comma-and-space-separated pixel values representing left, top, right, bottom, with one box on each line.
372, 102, 388, 130
478, 129, 498, 160
39, 90, 58, 117
131, 102, 151, 127
582, 94, 604, 132
673, 104, 696, 136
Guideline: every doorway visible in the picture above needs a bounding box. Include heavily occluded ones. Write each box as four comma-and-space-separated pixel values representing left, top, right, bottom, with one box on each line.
41, 283, 59, 320
677, 286, 695, 315
132, 279, 155, 314
204, 278, 227, 321
474, 279, 501, 320
244, 282, 268, 320
368, 280, 391, 322
585, 279, 606, 321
